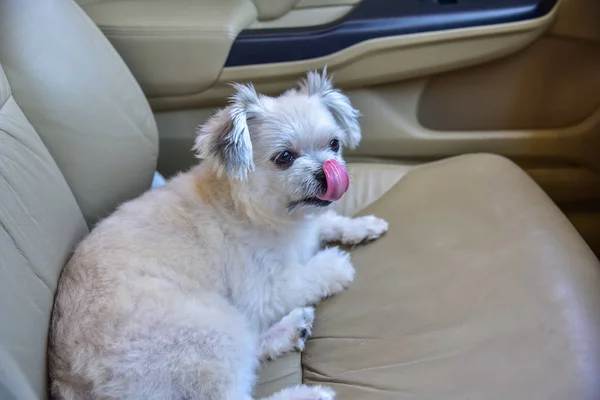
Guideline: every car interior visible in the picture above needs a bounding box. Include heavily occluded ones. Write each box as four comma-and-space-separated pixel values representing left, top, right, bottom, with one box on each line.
1, 0, 599, 398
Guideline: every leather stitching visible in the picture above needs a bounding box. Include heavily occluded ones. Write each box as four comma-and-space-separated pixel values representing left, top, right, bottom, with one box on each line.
0, 218, 53, 294
0, 114, 48, 167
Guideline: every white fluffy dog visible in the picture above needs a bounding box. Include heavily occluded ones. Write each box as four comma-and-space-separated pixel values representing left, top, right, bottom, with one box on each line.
49, 71, 388, 400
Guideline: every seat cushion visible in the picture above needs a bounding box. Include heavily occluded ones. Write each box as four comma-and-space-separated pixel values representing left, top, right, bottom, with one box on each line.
302, 154, 600, 399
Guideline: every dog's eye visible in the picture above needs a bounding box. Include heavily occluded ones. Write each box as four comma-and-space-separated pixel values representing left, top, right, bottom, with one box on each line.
274, 151, 295, 168
330, 139, 340, 152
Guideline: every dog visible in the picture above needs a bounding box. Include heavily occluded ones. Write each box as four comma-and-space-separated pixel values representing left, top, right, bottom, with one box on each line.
49, 70, 389, 400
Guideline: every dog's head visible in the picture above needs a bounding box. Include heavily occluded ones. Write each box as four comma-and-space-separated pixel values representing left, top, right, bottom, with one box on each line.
194, 69, 361, 219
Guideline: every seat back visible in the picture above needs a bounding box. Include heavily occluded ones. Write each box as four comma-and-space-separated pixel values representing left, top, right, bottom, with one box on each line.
0, 0, 159, 398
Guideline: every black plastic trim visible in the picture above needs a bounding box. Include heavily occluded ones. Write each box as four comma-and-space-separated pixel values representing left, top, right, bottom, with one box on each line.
225, 0, 557, 67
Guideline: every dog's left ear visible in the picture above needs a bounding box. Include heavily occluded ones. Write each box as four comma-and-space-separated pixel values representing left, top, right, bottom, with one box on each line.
194, 83, 263, 180
299, 69, 361, 149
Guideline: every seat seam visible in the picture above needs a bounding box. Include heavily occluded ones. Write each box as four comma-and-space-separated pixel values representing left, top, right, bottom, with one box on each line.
258, 369, 298, 385
0, 123, 50, 168
0, 91, 10, 111
0, 217, 53, 294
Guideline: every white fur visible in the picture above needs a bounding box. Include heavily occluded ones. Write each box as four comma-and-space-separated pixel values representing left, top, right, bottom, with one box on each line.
49, 71, 388, 400
320, 212, 389, 245
259, 307, 314, 360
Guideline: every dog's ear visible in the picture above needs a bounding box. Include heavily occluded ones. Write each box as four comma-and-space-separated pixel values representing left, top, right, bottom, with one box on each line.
194, 83, 263, 180
299, 68, 361, 149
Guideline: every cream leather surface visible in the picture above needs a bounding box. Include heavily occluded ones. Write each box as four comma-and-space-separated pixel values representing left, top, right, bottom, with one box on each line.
78, 0, 358, 27
0, 0, 159, 226
254, 154, 600, 398
0, 63, 88, 399
303, 154, 600, 399
249, 6, 352, 29
84, 0, 257, 97
297, 0, 360, 7
254, 353, 302, 398
332, 162, 412, 217
252, 0, 298, 20
249, 0, 359, 28
250, 0, 359, 23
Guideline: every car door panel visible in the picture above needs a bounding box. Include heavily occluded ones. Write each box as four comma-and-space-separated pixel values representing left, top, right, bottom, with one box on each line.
80, 0, 556, 100
150, 12, 554, 109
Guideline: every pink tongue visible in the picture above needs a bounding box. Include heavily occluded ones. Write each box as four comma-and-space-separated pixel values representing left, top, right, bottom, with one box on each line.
317, 159, 349, 202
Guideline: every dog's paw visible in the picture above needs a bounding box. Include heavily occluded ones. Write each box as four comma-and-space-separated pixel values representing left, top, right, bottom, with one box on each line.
344, 215, 389, 245
269, 384, 335, 400
282, 307, 315, 352
260, 307, 315, 360
312, 247, 355, 295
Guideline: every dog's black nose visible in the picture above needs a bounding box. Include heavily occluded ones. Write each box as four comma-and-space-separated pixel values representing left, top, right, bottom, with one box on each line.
315, 169, 327, 190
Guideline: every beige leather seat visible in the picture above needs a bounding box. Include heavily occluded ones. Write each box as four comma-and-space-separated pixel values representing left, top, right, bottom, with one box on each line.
1, 1, 599, 399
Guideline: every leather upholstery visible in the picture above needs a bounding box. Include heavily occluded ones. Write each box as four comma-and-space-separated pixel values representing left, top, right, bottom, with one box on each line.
256, 156, 600, 398
254, 354, 302, 398
0, 64, 88, 400
304, 154, 600, 399
0, 0, 158, 397
332, 161, 412, 217
0, 0, 159, 226
83, 0, 257, 97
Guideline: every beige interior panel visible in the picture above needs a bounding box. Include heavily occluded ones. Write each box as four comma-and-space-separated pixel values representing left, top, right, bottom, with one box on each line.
250, 0, 362, 29
297, 0, 361, 7
418, 37, 600, 131
150, 9, 556, 110
251, 0, 360, 23
252, 0, 300, 21
155, 107, 217, 177
83, 0, 257, 97
250, 6, 352, 29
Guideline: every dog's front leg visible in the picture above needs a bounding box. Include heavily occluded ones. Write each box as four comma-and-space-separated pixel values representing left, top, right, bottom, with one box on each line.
269, 246, 355, 312
318, 210, 389, 245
